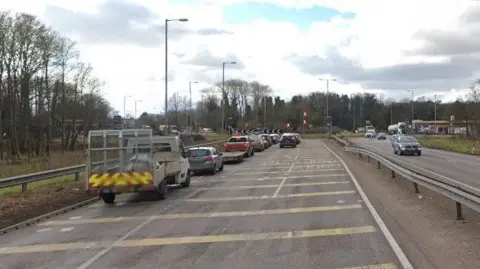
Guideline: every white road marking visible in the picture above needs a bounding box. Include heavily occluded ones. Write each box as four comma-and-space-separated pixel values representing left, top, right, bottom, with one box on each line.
233, 168, 344, 175
36, 228, 52, 233
274, 146, 300, 197
115, 202, 126, 207
337, 200, 345, 204
69, 216, 82, 220
322, 142, 413, 269
76, 216, 157, 269
60, 227, 74, 232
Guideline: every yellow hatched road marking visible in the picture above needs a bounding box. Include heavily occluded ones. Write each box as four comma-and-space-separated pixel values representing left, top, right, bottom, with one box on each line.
185, 190, 356, 202
0, 226, 376, 255
202, 181, 350, 190
39, 204, 363, 226
338, 263, 397, 269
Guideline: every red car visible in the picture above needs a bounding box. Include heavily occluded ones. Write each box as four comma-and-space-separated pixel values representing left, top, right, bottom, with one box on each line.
224, 136, 254, 157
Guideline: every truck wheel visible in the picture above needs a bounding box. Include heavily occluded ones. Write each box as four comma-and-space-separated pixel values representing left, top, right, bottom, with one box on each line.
219, 164, 224, 171
417, 152, 422, 156
250, 150, 254, 156
157, 179, 168, 200
181, 173, 191, 187
101, 193, 116, 204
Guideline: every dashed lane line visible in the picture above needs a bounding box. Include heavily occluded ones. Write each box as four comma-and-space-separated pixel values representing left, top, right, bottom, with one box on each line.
38, 204, 363, 226
0, 225, 376, 255
185, 190, 357, 202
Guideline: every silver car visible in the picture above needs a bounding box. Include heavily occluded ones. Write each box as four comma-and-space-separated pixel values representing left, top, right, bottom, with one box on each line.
187, 147, 224, 175
393, 136, 422, 156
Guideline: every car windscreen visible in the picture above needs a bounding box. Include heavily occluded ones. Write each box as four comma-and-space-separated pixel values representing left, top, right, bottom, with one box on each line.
188, 149, 210, 157
229, 137, 247, 142
399, 137, 417, 143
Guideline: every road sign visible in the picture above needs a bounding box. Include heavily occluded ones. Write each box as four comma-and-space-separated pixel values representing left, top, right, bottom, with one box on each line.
325, 116, 332, 127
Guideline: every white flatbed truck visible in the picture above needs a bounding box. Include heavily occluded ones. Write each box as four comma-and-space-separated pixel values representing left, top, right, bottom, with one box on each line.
86, 129, 191, 204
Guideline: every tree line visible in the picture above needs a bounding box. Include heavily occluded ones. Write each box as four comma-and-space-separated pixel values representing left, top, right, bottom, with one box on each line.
139, 79, 480, 136
0, 11, 113, 162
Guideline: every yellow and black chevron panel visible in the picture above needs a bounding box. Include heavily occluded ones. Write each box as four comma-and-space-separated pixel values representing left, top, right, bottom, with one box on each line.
88, 172, 153, 188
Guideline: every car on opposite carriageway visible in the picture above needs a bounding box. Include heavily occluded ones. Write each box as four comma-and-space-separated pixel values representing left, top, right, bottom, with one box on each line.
393, 136, 422, 156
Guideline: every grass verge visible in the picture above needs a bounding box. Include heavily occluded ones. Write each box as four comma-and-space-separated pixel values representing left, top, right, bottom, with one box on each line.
0, 180, 90, 229
417, 135, 479, 155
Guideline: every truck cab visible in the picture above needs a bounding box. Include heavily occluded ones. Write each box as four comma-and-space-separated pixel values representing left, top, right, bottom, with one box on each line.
86, 129, 190, 204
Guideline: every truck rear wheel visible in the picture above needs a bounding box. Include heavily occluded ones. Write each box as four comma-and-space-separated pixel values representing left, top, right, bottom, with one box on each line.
157, 179, 168, 200
181, 173, 191, 187
101, 193, 116, 204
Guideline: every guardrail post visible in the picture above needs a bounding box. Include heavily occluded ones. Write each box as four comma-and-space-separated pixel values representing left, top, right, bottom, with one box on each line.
413, 182, 419, 193
391, 170, 396, 178
367, 156, 370, 163
455, 202, 463, 220
377, 161, 381, 169
21, 183, 27, 192
359, 153, 362, 159
75, 172, 80, 181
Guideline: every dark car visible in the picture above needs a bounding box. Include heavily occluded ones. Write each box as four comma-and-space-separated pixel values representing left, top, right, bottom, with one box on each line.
279, 135, 297, 148
376, 132, 387, 140
393, 136, 422, 156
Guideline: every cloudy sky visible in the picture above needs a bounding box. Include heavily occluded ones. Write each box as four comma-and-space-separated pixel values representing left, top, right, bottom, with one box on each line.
3, 0, 480, 114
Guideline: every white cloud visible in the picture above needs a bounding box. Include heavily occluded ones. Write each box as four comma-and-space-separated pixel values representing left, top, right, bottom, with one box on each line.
3, 0, 478, 113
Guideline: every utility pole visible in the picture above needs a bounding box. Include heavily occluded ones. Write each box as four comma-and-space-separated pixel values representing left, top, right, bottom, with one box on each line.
221, 61, 236, 132
434, 94, 437, 133
406, 89, 414, 121
165, 18, 188, 134
390, 103, 393, 125
263, 95, 267, 128
134, 99, 141, 126
188, 81, 198, 132
319, 78, 336, 134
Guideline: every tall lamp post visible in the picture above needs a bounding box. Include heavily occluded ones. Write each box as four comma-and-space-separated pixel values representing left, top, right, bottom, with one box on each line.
165, 18, 188, 134
406, 89, 414, 121
134, 99, 142, 126
189, 81, 198, 131
221, 61, 236, 132
319, 78, 336, 134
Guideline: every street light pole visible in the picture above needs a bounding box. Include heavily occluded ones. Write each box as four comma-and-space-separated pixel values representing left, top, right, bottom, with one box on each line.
434, 94, 437, 133
189, 81, 198, 131
165, 18, 188, 134
406, 89, 414, 121
319, 78, 336, 134
221, 61, 236, 132
134, 100, 141, 127
263, 95, 267, 128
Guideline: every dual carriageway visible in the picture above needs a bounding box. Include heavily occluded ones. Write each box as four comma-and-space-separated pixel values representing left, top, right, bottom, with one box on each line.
0, 139, 407, 269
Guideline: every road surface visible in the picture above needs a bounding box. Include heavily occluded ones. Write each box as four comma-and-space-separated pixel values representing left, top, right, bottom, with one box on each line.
349, 137, 480, 194
0, 140, 407, 269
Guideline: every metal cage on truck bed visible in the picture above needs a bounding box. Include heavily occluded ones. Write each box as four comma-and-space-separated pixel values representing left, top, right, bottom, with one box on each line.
86, 129, 154, 192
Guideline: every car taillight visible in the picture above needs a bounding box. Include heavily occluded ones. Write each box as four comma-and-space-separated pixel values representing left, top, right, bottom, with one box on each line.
204, 156, 213, 162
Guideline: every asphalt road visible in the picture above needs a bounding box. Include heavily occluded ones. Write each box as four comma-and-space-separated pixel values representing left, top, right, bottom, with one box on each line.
349, 137, 480, 195
0, 140, 407, 269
